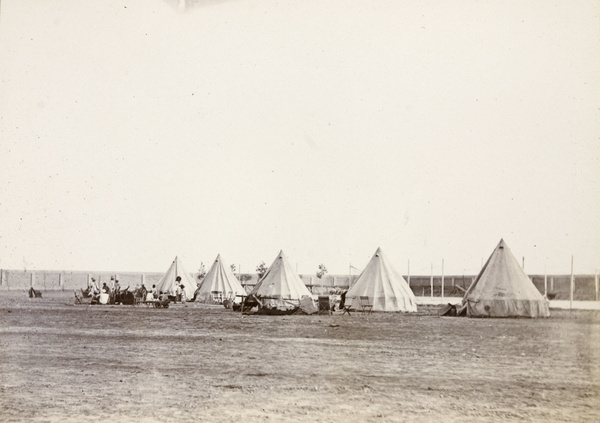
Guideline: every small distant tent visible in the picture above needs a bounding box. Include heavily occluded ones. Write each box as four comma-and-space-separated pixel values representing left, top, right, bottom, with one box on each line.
155, 256, 198, 300
195, 254, 246, 303
249, 250, 313, 307
346, 247, 417, 312
460, 239, 550, 318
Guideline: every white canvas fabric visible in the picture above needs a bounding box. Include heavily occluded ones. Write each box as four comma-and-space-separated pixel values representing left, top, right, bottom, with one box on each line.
155, 256, 198, 300
195, 254, 247, 303
346, 247, 417, 312
461, 239, 550, 318
250, 250, 313, 303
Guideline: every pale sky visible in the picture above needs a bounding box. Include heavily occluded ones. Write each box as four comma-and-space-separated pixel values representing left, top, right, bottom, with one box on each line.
1, 0, 599, 276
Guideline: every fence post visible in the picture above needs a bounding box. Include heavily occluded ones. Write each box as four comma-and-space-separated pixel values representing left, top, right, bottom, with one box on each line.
441, 259, 445, 299
569, 256, 574, 310
430, 263, 434, 299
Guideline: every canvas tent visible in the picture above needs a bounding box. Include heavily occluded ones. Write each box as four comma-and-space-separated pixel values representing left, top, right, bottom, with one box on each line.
459, 239, 550, 318
249, 250, 313, 308
155, 256, 198, 300
195, 254, 246, 303
346, 247, 417, 312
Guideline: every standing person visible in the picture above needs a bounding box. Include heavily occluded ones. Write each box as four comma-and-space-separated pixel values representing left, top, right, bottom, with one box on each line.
113, 279, 121, 304
179, 284, 187, 302
173, 276, 182, 301
151, 284, 157, 299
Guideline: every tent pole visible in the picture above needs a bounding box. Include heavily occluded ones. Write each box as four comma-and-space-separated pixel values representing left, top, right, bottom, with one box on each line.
407, 259, 410, 288
569, 256, 574, 310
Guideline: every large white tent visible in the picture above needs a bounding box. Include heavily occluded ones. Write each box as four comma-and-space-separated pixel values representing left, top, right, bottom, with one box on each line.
195, 254, 247, 303
249, 250, 313, 304
460, 239, 550, 318
346, 247, 417, 312
155, 256, 198, 300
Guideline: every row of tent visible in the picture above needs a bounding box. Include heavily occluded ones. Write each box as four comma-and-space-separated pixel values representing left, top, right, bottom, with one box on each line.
155, 238, 550, 318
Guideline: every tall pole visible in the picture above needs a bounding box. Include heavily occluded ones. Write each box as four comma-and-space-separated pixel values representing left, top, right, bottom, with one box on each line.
544, 265, 547, 298
570, 255, 574, 310
441, 259, 445, 299
349, 263, 351, 289
430, 262, 433, 299
407, 259, 410, 288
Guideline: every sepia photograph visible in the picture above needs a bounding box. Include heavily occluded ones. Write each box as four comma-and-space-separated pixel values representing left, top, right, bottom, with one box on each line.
0, 1, 598, 421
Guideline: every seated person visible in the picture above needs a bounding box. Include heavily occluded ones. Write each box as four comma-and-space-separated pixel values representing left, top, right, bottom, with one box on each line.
158, 291, 170, 306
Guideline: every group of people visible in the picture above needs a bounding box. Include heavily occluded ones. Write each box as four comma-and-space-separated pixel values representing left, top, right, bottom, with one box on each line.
85, 276, 188, 306
87, 277, 119, 305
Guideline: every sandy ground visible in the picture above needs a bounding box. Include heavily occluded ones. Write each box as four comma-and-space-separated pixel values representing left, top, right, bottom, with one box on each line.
0, 291, 598, 423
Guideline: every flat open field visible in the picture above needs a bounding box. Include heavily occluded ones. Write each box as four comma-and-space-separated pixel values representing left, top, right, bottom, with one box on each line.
0, 292, 598, 422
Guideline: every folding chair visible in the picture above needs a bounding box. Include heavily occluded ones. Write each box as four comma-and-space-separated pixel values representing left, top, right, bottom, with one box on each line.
359, 296, 373, 314
134, 291, 144, 306
341, 297, 353, 316
317, 296, 331, 315
211, 291, 222, 304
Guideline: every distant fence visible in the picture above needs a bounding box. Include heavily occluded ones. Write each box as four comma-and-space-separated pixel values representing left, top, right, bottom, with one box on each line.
0, 270, 166, 292
0, 269, 597, 301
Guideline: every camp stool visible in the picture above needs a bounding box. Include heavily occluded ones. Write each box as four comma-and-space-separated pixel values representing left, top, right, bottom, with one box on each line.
342, 297, 353, 316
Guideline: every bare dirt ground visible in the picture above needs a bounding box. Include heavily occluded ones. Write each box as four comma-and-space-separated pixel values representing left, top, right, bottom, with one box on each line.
0, 291, 598, 423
